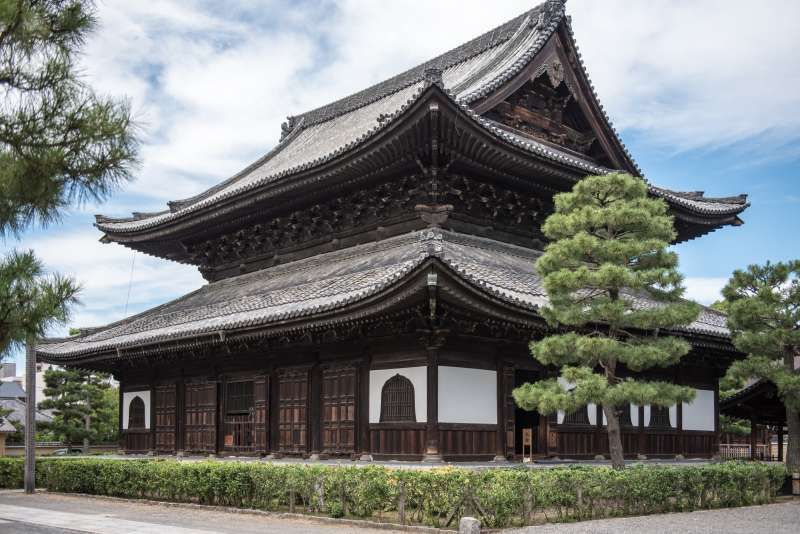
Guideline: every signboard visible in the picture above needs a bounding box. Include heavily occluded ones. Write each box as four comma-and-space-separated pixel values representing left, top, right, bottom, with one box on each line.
224, 434, 234, 447
522, 428, 532, 446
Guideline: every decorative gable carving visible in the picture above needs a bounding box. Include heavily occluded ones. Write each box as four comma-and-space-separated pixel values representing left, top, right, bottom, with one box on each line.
483, 63, 612, 166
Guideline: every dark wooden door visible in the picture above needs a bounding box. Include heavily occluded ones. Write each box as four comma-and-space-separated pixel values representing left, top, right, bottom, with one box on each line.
154, 383, 176, 453
322, 366, 356, 455
222, 380, 255, 453
278, 369, 308, 453
184, 381, 217, 453
254, 376, 269, 454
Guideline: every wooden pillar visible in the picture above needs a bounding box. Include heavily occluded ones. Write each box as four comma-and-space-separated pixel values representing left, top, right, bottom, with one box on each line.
677, 401, 684, 456
494, 360, 507, 461
309, 362, 322, 459
358, 357, 371, 460
638, 405, 646, 456
778, 426, 784, 462
423, 346, 442, 462
595, 404, 603, 455
750, 415, 758, 460
176, 377, 185, 454
713, 381, 720, 455
118, 381, 124, 451
268, 368, 280, 455
149, 383, 157, 454
214, 376, 223, 456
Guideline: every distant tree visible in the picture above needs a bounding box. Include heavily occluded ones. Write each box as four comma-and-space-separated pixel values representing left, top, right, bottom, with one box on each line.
710, 300, 730, 314
38, 367, 115, 452
721, 260, 800, 472
719, 414, 750, 437
0, 0, 138, 356
513, 173, 700, 469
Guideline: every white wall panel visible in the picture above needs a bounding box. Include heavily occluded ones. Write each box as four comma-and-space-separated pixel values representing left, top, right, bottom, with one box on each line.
682, 389, 715, 431
369, 367, 427, 423
122, 390, 150, 430
438, 366, 496, 424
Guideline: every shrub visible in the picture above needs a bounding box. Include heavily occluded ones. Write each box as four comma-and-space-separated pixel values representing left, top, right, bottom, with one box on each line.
0, 457, 786, 528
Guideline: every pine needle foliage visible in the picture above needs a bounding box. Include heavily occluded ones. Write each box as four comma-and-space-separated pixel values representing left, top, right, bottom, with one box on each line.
0, 1, 137, 354
513, 173, 700, 468
721, 260, 800, 471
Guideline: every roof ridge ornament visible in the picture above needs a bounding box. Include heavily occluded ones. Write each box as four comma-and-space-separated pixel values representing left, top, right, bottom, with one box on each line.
423, 67, 444, 88
280, 115, 298, 141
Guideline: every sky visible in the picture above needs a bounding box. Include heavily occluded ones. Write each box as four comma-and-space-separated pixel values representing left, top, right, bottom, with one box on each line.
5, 0, 800, 368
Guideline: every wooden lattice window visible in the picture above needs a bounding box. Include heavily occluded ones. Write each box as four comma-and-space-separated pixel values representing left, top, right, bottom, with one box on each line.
562, 405, 590, 425
225, 381, 254, 414
380, 374, 416, 423
128, 396, 146, 429
648, 405, 673, 429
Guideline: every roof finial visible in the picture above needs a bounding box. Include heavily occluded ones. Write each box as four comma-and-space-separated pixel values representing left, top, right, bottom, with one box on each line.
423, 67, 443, 88
280, 116, 297, 141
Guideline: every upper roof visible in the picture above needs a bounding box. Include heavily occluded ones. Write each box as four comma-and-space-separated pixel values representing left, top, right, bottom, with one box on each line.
94, 0, 748, 237
37, 228, 731, 362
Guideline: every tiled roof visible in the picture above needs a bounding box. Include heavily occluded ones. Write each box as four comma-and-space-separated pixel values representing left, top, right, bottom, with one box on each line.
38, 229, 731, 359
0, 398, 54, 425
0, 381, 26, 399
96, 1, 568, 232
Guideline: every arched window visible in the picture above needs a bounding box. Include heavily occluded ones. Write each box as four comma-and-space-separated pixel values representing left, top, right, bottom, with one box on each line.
380, 374, 416, 423
128, 396, 146, 429
563, 405, 590, 425
648, 405, 673, 429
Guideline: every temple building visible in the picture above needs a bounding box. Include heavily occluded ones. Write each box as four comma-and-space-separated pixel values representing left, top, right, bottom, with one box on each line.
37, 0, 749, 460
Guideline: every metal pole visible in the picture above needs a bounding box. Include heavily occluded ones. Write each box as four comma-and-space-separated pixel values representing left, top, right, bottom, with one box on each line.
24, 338, 36, 494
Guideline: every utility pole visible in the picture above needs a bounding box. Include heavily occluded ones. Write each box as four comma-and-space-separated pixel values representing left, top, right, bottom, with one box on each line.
24, 338, 36, 494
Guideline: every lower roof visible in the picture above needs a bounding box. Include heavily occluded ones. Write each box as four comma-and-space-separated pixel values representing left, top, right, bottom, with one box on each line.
38, 229, 730, 362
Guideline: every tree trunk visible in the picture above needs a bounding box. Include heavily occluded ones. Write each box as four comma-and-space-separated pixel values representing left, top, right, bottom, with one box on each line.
83, 414, 90, 455
603, 403, 625, 469
786, 406, 800, 474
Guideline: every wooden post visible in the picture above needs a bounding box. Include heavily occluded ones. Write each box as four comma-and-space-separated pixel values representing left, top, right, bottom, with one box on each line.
358, 358, 371, 460
749, 415, 757, 460
309, 363, 322, 460
638, 405, 646, 456
268, 368, 280, 455
118, 382, 124, 452
423, 346, 442, 462
677, 401, 684, 456
149, 383, 157, 455
176, 377, 185, 455
778, 426, 784, 462
493, 360, 506, 461
24, 338, 36, 494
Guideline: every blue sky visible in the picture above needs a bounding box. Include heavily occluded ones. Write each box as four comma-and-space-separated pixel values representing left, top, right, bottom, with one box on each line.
5, 0, 800, 367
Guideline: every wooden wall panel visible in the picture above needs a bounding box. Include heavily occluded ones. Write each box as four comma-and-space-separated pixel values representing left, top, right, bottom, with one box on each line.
154, 383, 176, 453
184, 382, 217, 453
322, 366, 356, 455
370, 424, 425, 457
439, 425, 497, 457
124, 430, 151, 452
279, 368, 308, 454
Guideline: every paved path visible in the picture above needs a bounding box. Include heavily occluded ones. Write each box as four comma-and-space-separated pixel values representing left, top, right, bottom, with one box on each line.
1, 490, 797, 533
510, 500, 800, 533
0, 491, 404, 534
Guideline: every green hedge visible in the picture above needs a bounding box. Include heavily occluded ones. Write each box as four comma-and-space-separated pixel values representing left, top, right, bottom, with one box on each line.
0, 458, 786, 528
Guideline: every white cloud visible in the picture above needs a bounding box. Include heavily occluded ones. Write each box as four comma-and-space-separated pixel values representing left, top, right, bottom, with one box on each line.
23, 231, 204, 334
684, 277, 728, 305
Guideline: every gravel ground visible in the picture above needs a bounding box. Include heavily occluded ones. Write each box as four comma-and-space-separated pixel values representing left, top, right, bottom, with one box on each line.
507, 500, 800, 533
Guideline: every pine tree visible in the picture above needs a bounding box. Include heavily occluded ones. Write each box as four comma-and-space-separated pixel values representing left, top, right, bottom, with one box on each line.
38, 367, 115, 452
721, 260, 800, 472
513, 173, 700, 469
0, 0, 138, 355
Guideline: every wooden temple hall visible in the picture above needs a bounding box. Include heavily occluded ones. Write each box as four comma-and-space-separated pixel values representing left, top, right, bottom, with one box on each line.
37, 1, 750, 461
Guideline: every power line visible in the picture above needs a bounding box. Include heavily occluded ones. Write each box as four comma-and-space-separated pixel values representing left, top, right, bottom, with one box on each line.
123, 251, 136, 316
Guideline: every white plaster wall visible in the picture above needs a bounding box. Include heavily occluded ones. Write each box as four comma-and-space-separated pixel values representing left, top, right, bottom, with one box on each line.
122, 390, 151, 430
588, 403, 597, 426
631, 404, 639, 427
682, 389, 715, 431
438, 366, 496, 424
369, 367, 427, 423
644, 404, 677, 428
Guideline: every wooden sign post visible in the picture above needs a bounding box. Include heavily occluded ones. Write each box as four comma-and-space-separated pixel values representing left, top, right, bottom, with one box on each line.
522, 428, 533, 463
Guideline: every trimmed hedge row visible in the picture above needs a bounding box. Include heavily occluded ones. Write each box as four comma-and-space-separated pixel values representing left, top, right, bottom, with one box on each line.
0, 458, 786, 528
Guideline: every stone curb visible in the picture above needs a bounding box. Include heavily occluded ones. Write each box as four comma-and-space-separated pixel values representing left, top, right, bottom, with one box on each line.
42, 490, 456, 533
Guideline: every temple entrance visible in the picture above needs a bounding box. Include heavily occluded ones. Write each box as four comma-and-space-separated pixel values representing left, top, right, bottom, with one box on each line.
222, 380, 255, 453
514, 369, 541, 455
